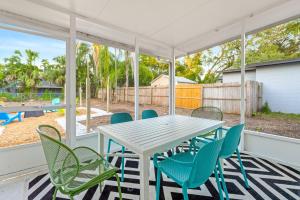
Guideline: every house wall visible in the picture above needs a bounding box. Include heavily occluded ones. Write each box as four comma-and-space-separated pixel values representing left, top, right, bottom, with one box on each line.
222, 63, 300, 114
222, 70, 256, 83
256, 64, 300, 114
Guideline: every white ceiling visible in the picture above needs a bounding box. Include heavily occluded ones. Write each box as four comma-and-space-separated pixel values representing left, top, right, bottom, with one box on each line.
0, 0, 299, 58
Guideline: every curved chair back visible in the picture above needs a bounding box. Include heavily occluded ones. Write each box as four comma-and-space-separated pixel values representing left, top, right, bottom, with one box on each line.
52, 98, 60, 105
111, 112, 133, 124
191, 106, 223, 121
219, 124, 244, 158
37, 131, 79, 187
37, 125, 61, 141
142, 109, 158, 119
188, 138, 224, 188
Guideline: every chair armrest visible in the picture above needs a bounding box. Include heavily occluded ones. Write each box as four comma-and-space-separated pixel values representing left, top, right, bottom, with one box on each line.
154, 153, 194, 167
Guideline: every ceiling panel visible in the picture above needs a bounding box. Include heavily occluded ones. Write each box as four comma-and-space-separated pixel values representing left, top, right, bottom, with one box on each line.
40, 0, 110, 19
99, 0, 209, 35
0, 0, 298, 58
151, 0, 286, 46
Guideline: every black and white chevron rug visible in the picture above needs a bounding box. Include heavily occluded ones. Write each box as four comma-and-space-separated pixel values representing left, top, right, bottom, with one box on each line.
27, 148, 300, 200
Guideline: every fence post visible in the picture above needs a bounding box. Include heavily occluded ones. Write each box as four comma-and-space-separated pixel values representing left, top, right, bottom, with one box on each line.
150, 87, 153, 105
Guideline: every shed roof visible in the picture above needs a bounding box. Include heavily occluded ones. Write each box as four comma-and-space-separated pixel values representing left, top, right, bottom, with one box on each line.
223, 58, 300, 73
0, 0, 299, 59
151, 74, 196, 84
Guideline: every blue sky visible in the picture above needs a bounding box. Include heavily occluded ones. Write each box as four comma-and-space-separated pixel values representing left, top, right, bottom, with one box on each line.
0, 29, 66, 65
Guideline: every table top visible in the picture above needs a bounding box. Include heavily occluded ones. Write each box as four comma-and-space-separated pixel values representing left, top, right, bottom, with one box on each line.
97, 115, 224, 156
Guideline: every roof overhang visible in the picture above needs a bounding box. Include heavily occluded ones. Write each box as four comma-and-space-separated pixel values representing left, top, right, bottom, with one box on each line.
0, 0, 299, 59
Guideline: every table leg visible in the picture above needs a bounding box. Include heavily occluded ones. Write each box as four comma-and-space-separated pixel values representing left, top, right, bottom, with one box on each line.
140, 154, 150, 200
98, 132, 105, 192
98, 132, 104, 156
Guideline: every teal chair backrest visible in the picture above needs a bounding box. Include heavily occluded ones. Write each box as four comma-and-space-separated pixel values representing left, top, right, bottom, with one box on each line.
188, 138, 224, 188
111, 112, 133, 124
142, 109, 158, 119
52, 98, 60, 105
219, 124, 244, 158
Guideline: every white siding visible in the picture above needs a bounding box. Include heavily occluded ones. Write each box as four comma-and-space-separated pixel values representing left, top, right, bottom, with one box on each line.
223, 71, 256, 83
256, 64, 300, 114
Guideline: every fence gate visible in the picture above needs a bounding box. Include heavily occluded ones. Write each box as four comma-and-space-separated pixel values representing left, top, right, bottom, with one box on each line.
175, 84, 202, 109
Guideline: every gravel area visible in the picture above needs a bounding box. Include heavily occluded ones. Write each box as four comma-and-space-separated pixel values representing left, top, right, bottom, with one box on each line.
88, 99, 300, 139
0, 99, 299, 148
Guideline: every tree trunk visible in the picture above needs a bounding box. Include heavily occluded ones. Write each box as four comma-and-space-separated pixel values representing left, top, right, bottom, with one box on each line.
106, 76, 110, 112
125, 51, 129, 102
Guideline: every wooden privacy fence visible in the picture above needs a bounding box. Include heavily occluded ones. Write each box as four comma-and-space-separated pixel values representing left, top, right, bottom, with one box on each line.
98, 81, 262, 116
176, 84, 202, 109
202, 81, 262, 116
99, 84, 202, 109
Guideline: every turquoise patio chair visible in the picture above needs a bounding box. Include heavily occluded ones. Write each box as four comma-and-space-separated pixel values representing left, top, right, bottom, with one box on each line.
193, 124, 249, 200
142, 109, 158, 119
107, 112, 133, 182
154, 138, 225, 200
0, 112, 22, 126
37, 126, 122, 200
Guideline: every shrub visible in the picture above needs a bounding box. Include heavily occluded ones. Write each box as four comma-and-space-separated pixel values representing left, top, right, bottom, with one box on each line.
261, 102, 271, 113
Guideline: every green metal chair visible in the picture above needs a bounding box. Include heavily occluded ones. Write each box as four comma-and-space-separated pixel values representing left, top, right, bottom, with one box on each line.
154, 138, 225, 200
37, 126, 122, 200
191, 106, 223, 121
191, 106, 223, 138
38, 124, 61, 141
107, 112, 133, 182
142, 109, 158, 119
193, 124, 249, 200
188, 106, 223, 152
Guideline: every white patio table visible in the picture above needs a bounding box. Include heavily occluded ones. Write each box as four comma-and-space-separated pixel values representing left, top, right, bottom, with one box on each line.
97, 115, 224, 200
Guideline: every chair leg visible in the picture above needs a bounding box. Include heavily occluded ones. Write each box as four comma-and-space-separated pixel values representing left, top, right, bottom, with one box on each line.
236, 149, 249, 188
115, 174, 122, 200
99, 182, 102, 192
182, 186, 189, 200
106, 139, 111, 161
155, 169, 161, 200
121, 146, 125, 182
214, 168, 224, 200
52, 187, 58, 200
217, 159, 229, 200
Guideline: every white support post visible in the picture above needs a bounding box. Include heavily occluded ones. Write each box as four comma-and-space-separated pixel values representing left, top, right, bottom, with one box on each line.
66, 15, 77, 147
169, 48, 176, 115
240, 22, 246, 151
134, 38, 139, 120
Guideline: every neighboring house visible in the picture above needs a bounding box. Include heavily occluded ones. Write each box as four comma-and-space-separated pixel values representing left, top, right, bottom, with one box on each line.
151, 74, 196, 87
222, 58, 300, 114
0, 80, 63, 94
36, 80, 63, 95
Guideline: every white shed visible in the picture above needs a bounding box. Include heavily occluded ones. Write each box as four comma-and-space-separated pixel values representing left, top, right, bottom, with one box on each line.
151, 74, 196, 87
222, 59, 300, 114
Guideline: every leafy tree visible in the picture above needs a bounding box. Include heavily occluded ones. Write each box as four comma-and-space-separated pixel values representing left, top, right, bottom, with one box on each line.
176, 52, 203, 83
3, 49, 41, 92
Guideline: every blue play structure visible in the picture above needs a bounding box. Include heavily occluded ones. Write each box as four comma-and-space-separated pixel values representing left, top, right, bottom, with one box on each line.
0, 112, 22, 126
46, 98, 60, 112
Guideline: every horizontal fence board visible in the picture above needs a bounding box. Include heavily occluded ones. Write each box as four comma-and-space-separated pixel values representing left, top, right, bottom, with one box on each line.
98, 81, 261, 115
